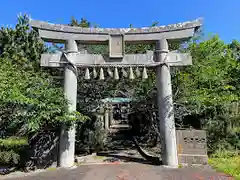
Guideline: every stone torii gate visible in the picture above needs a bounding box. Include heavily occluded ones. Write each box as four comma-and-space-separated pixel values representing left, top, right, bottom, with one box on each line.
30, 19, 202, 168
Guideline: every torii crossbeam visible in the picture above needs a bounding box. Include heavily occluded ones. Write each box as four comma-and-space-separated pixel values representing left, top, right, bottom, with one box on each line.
30, 18, 202, 168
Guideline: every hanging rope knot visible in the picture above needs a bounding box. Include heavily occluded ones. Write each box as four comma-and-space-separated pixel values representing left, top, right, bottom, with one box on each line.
62, 51, 78, 76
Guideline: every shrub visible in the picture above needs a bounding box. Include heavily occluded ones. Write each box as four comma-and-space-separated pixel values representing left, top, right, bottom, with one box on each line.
75, 115, 107, 154
0, 137, 28, 166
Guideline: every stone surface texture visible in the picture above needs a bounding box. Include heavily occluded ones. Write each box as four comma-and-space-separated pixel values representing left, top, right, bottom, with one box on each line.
30, 19, 202, 34
1, 164, 233, 180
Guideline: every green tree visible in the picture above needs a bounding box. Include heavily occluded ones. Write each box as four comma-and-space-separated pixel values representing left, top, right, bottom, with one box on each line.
0, 14, 45, 71
174, 36, 240, 151
177, 36, 239, 114
0, 15, 86, 137
69, 17, 91, 27
229, 39, 240, 61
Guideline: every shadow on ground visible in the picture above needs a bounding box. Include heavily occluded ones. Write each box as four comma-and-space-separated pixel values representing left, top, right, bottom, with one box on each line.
97, 151, 161, 165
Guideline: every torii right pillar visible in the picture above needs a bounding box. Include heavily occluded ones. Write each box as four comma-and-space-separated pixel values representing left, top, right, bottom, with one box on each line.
156, 39, 178, 167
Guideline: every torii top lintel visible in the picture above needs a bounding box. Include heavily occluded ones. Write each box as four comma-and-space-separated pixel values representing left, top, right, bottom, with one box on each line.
30, 18, 202, 44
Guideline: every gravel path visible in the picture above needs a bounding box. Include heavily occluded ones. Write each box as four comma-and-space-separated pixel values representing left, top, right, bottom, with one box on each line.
1, 164, 234, 180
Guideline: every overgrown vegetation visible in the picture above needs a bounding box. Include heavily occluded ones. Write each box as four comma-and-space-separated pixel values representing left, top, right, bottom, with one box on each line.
175, 37, 240, 153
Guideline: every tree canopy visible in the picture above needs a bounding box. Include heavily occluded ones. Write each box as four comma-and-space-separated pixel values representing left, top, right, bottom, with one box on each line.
0, 15, 87, 137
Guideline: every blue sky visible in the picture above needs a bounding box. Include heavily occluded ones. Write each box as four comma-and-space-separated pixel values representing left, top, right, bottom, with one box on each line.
0, 0, 239, 43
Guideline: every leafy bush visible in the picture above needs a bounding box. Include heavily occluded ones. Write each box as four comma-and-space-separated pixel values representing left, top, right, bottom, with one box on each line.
0, 151, 20, 166
75, 115, 107, 154
0, 58, 70, 135
0, 137, 28, 166
206, 114, 240, 153
0, 15, 87, 136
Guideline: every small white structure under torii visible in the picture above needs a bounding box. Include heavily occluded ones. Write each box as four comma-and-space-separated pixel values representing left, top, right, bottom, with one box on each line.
30, 18, 202, 168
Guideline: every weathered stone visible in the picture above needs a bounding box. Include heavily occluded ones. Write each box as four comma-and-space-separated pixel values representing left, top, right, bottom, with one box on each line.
40, 51, 192, 68
176, 130, 208, 165
30, 19, 202, 43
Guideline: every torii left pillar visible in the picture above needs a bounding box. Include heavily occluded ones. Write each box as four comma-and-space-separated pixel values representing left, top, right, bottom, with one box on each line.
58, 39, 78, 167
156, 39, 178, 167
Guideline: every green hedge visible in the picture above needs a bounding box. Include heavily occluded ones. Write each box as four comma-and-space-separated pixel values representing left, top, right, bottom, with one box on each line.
0, 137, 28, 166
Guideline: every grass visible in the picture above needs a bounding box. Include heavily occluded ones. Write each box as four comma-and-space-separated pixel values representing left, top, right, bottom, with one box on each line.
208, 151, 240, 180
178, 164, 183, 168
46, 167, 57, 171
